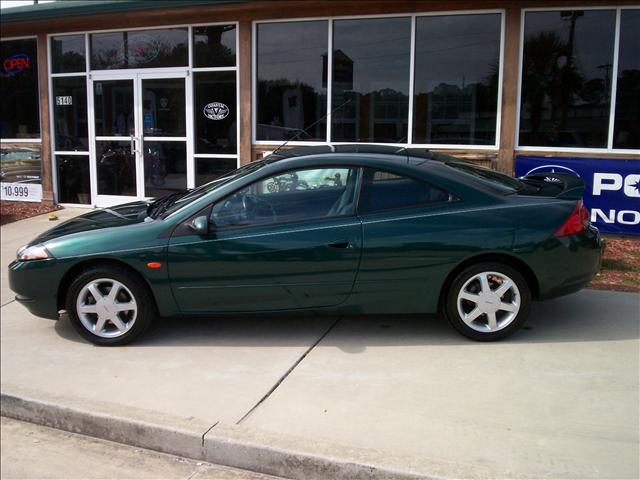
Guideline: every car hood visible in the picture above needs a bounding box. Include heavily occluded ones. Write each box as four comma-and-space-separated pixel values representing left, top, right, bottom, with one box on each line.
32, 201, 150, 245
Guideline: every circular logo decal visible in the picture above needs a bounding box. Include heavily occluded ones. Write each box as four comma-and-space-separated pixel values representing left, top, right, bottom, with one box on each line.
525, 164, 580, 177
123, 34, 160, 66
203, 102, 229, 121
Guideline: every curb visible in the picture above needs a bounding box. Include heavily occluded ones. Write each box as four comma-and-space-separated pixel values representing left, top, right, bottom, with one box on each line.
1, 392, 431, 480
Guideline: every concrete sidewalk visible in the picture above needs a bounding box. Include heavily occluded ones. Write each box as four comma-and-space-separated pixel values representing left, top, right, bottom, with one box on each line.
1, 210, 639, 479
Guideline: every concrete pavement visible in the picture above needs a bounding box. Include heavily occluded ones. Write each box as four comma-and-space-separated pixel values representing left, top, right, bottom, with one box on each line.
1, 417, 279, 479
1, 209, 639, 479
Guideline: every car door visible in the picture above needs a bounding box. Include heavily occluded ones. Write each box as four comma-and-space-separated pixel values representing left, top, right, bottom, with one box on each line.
352, 167, 459, 312
167, 166, 362, 313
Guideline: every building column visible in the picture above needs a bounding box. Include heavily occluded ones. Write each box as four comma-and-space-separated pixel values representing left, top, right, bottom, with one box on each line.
497, 6, 521, 175
36, 32, 54, 203
238, 20, 252, 165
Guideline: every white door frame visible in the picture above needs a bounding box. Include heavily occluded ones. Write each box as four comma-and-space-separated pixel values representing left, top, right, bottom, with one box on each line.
89, 70, 190, 207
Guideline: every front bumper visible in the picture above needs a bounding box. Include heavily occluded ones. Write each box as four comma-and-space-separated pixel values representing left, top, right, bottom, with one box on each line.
8, 258, 62, 320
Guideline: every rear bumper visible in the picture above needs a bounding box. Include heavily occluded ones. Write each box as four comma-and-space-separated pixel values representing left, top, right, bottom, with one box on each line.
8, 259, 61, 320
535, 226, 603, 300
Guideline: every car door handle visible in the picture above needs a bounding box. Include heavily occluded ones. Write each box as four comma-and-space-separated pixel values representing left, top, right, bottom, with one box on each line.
327, 240, 351, 249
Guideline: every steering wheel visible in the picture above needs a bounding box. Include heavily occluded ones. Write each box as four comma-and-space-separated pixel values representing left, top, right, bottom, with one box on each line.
242, 194, 277, 223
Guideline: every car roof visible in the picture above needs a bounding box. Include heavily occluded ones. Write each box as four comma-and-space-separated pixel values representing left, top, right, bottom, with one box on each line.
263, 144, 470, 167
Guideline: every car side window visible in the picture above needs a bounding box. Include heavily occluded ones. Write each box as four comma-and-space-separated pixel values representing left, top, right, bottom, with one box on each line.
358, 168, 451, 214
210, 167, 359, 228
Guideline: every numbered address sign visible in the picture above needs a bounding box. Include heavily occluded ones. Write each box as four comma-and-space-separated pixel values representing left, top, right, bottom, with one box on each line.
56, 96, 73, 106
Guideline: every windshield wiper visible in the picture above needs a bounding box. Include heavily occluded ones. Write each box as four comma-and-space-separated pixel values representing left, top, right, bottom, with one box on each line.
147, 190, 191, 219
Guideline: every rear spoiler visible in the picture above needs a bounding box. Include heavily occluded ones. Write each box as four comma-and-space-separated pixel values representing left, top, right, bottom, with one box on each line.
519, 172, 585, 200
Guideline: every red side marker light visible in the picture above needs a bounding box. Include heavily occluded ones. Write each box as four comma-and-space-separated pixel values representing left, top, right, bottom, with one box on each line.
147, 262, 162, 269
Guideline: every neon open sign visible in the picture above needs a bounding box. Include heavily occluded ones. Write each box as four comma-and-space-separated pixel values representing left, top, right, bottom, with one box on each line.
2, 53, 31, 77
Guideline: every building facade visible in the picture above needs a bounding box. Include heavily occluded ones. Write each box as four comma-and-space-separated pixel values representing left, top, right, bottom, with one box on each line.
1, 1, 638, 230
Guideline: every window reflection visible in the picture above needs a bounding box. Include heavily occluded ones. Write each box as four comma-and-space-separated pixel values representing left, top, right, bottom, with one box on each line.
413, 14, 501, 145
195, 157, 237, 186
90, 29, 188, 70
96, 141, 136, 196
143, 141, 187, 198
51, 35, 86, 73
519, 10, 616, 148
613, 10, 640, 149
331, 18, 410, 143
193, 25, 236, 67
53, 77, 88, 151
94, 80, 134, 137
142, 78, 185, 137
56, 155, 90, 204
256, 21, 327, 141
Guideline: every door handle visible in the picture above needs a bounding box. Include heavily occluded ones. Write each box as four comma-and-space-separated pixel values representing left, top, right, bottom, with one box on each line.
327, 240, 351, 249
130, 134, 139, 155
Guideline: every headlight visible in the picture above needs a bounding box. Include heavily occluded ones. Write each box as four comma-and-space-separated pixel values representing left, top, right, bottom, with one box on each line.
16, 244, 52, 261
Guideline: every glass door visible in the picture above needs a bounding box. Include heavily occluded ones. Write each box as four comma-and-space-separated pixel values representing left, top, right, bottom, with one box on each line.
139, 73, 188, 199
90, 72, 188, 207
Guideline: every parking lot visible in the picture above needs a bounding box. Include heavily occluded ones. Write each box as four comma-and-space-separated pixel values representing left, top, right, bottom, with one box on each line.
1, 210, 639, 479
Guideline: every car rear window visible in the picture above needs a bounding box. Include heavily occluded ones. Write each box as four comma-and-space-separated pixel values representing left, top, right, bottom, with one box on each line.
358, 169, 451, 214
445, 161, 523, 193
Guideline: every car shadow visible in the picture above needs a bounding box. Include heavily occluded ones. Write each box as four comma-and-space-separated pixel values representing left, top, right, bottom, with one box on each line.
54, 290, 639, 350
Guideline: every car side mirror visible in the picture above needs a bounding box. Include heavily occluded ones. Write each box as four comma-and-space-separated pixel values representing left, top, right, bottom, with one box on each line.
189, 215, 209, 235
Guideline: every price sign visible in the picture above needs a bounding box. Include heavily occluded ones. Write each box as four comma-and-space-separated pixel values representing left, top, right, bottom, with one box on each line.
0, 182, 42, 202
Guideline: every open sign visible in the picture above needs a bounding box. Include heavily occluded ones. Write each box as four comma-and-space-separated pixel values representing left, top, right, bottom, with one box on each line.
2, 53, 31, 77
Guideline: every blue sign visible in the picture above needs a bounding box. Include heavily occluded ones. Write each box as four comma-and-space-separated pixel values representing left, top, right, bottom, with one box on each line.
515, 156, 640, 236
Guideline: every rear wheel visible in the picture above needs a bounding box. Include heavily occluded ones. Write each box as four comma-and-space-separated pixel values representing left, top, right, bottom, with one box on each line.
445, 262, 531, 341
65, 265, 154, 346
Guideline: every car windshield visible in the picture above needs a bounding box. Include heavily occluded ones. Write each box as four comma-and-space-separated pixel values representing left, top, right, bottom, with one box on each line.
445, 161, 524, 193
157, 161, 267, 218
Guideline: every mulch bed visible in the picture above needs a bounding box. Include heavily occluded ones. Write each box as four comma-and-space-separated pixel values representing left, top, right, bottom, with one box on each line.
0, 201, 62, 226
588, 237, 640, 293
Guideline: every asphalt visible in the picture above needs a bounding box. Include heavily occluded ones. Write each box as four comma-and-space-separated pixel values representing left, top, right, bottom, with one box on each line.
1, 209, 639, 479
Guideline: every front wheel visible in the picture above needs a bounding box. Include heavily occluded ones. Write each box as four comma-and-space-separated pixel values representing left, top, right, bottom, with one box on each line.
445, 262, 531, 341
65, 265, 155, 346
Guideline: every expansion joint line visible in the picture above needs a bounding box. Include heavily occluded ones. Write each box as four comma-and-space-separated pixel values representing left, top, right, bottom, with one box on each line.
235, 316, 342, 425
201, 421, 218, 448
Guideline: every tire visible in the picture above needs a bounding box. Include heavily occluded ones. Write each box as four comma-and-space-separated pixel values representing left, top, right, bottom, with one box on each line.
444, 262, 531, 341
65, 265, 155, 346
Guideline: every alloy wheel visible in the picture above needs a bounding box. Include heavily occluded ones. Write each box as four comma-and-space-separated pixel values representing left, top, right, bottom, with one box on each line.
76, 278, 137, 338
456, 271, 521, 333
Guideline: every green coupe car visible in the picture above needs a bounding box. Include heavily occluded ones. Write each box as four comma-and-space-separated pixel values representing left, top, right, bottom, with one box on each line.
9, 146, 602, 345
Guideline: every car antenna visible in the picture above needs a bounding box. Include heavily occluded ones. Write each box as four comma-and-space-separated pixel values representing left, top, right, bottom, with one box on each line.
271, 99, 351, 156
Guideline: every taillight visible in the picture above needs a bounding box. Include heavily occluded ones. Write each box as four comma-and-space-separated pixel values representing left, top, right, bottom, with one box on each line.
554, 200, 590, 237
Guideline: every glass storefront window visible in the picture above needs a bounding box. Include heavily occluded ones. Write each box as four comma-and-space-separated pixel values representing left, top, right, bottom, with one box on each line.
1, 38, 39, 139
53, 77, 88, 151
94, 79, 134, 137
95, 140, 136, 196
256, 21, 328, 141
193, 25, 236, 67
413, 14, 501, 145
56, 155, 90, 204
51, 35, 86, 73
194, 71, 237, 154
90, 28, 188, 70
195, 157, 237, 186
141, 78, 186, 137
519, 10, 616, 148
612, 10, 640, 149
143, 141, 187, 198
331, 17, 411, 143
